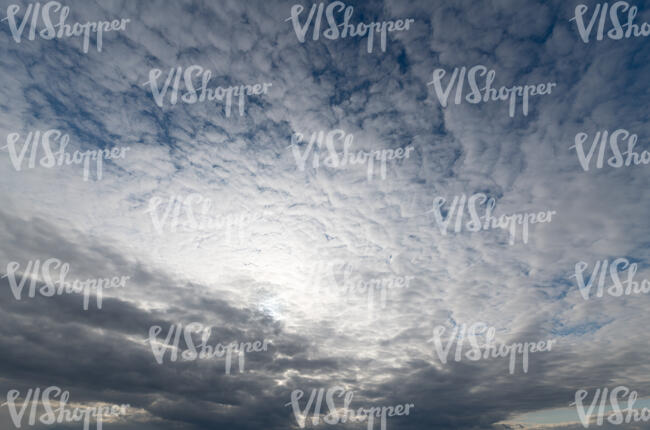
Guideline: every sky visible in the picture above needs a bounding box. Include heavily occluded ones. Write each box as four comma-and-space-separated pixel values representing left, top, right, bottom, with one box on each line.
0, 0, 649, 429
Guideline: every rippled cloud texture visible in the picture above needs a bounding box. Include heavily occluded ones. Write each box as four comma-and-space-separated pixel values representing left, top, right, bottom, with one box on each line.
1, 0, 649, 429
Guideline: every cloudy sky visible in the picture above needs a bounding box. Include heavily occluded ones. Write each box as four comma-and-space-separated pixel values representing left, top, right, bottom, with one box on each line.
1, 0, 649, 429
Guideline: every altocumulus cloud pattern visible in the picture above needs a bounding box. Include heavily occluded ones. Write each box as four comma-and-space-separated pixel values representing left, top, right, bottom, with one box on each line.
0, 0, 650, 429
